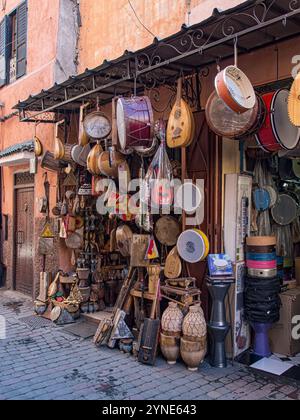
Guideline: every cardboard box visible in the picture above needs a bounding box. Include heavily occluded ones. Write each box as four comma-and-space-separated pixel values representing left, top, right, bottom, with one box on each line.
226, 262, 251, 358
269, 288, 300, 357
295, 258, 300, 286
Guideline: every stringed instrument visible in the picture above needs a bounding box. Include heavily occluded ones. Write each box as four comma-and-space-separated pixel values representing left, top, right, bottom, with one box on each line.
79, 103, 90, 146
87, 142, 103, 175
54, 120, 65, 160
167, 78, 194, 149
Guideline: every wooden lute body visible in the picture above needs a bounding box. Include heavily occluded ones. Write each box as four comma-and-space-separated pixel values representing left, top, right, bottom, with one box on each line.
167, 78, 194, 148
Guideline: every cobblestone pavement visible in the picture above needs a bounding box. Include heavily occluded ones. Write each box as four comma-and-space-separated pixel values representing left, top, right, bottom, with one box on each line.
0, 290, 300, 401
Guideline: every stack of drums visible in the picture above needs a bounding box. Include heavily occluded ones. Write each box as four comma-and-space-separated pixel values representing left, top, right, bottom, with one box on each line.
245, 237, 281, 357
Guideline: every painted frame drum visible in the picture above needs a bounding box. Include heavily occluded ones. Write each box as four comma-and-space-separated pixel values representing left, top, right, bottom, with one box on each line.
256, 90, 300, 153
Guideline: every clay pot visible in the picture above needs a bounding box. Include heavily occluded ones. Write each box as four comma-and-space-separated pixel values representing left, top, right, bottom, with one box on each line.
119, 339, 133, 354
161, 302, 184, 337
160, 333, 180, 365
180, 336, 207, 372
182, 304, 207, 342
34, 302, 47, 316
78, 287, 91, 304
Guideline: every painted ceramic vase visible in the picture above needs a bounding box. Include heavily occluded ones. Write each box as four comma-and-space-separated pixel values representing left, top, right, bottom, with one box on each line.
182, 304, 207, 341
161, 302, 184, 337
160, 333, 180, 365
180, 336, 207, 372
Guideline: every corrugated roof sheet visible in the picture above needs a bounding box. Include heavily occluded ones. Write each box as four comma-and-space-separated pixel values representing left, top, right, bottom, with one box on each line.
0, 141, 34, 158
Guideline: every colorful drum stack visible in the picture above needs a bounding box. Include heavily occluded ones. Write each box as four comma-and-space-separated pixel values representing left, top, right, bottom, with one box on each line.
245, 237, 281, 357
246, 236, 277, 278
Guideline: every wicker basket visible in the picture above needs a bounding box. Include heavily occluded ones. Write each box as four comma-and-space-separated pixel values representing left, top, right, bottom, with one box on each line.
52, 299, 79, 313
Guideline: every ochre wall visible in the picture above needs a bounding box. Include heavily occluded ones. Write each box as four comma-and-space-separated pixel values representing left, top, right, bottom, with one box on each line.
78, 0, 244, 71
0, 0, 62, 294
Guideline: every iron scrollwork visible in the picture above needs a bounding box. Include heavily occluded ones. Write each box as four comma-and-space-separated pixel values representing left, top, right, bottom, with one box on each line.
135, 0, 300, 76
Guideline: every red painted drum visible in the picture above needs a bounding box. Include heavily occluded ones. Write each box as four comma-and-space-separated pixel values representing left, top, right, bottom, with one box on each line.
256, 89, 300, 153
117, 96, 154, 151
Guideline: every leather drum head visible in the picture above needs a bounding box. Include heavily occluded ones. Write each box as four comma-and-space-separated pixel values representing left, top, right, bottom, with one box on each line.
273, 89, 300, 150
206, 91, 258, 139
155, 216, 181, 247
271, 194, 298, 226
177, 229, 209, 264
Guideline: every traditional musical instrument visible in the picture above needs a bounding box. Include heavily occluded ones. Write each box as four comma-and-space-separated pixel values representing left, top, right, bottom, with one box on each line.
215, 66, 256, 114
98, 148, 125, 178
34, 136, 43, 157
83, 111, 111, 140
206, 91, 259, 139
288, 72, 300, 127
271, 194, 298, 226
253, 188, 271, 212
164, 247, 182, 279
167, 78, 194, 148
177, 229, 209, 264
247, 260, 277, 270
246, 236, 276, 247
87, 142, 103, 175
116, 225, 133, 257
58, 144, 74, 164
138, 277, 160, 366
41, 152, 68, 172
54, 120, 66, 160
264, 185, 278, 208
247, 268, 277, 279
155, 216, 181, 247
117, 96, 154, 152
48, 272, 60, 297
78, 144, 92, 167
71, 144, 82, 164
256, 90, 300, 152
79, 103, 90, 146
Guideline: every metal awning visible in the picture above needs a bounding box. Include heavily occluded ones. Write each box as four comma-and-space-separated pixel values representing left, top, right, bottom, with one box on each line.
13, 0, 300, 123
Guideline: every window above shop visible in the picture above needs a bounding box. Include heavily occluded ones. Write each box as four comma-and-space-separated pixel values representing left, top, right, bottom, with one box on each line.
0, 0, 27, 87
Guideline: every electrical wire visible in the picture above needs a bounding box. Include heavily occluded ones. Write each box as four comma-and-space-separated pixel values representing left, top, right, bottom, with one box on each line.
127, 0, 156, 39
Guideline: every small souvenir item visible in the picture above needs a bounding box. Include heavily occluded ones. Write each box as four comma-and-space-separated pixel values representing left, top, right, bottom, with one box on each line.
208, 254, 233, 277
145, 236, 159, 260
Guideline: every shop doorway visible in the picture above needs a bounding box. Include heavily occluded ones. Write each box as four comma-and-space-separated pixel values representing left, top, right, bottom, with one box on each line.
14, 173, 35, 296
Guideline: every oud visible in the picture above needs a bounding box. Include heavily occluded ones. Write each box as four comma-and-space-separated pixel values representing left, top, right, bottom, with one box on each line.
167, 78, 194, 149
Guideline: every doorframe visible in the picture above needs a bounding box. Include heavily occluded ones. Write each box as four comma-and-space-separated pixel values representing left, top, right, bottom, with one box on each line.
12, 172, 35, 295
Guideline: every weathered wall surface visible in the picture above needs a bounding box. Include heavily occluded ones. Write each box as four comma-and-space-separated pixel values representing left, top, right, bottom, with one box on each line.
0, 0, 78, 295
78, 0, 216, 71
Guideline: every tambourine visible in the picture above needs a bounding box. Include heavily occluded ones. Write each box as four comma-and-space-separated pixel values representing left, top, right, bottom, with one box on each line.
215, 66, 256, 114
253, 188, 271, 212
177, 229, 209, 264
